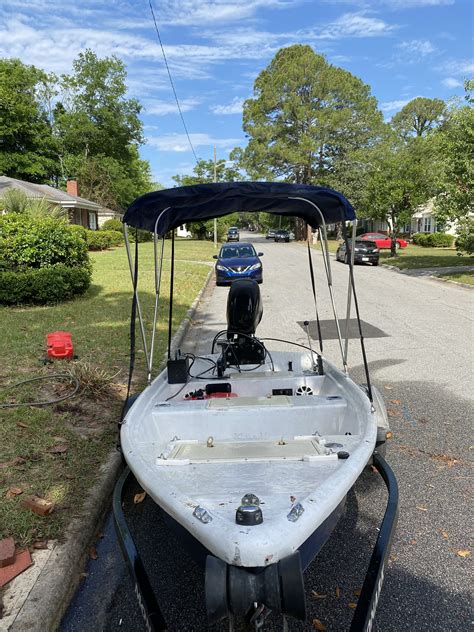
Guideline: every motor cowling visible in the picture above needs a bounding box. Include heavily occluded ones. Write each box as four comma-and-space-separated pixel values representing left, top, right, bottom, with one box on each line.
226, 279, 263, 335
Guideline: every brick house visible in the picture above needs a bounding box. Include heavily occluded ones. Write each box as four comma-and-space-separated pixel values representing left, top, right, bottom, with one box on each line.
0, 176, 101, 229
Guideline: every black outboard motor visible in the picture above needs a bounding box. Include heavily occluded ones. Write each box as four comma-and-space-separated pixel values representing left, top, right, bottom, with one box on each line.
226, 279, 263, 335
221, 279, 265, 368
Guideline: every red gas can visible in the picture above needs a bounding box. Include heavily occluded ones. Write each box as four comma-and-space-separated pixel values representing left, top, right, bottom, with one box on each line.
46, 331, 74, 360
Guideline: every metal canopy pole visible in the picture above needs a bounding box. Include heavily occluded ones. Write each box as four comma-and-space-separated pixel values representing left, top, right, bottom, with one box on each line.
289, 197, 347, 372
123, 224, 151, 376
343, 220, 357, 366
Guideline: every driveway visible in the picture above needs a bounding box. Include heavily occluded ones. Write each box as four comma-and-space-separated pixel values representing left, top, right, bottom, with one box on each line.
62, 232, 472, 632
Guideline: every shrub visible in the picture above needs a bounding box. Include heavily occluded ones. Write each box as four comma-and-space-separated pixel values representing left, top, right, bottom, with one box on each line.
85, 229, 124, 250
85, 230, 112, 250
106, 230, 124, 246
411, 232, 428, 246
455, 217, 474, 255
0, 264, 92, 305
424, 232, 453, 248
69, 224, 88, 241
100, 218, 123, 232
128, 228, 153, 243
0, 215, 90, 270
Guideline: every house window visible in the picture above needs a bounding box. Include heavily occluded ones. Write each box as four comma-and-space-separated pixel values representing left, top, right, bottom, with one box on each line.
423, 217, 432, 233
88, 212, 97, 230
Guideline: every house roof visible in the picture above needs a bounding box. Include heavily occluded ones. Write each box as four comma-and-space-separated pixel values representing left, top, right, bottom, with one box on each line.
0, 176, 101, 211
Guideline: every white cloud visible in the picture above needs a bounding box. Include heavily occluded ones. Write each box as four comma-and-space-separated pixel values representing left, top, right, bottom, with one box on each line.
398, 39, 435, 56
144, 98, 200, 116
210, 97, 245, 115
385, 0, 454, 6
439, 59, 474, 77
147, 133, 242, 152
156, 0, 300, 26
380, 98, 412, 112
314, 12, 396, 39
441, 77, 462, 88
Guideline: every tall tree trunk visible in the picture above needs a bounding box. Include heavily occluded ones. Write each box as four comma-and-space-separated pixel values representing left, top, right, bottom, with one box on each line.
390, 208, 398, 257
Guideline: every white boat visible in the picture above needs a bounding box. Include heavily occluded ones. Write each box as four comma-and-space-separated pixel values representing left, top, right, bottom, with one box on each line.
113, 182, 398, 631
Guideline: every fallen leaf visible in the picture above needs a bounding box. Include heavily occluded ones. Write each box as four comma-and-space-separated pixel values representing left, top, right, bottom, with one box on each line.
348, 602, 357, 609
33, 540, 49, 549
354, 589, 362, 597
89, 546, 98, 560
389, 400, 401, 405
16, 422, 28, 428
0, 457, 26, 469
49, 444, 69, 455
52, 436, 67, 443
133, 491, 146, 504
409, 539, 417, 545
416, 506, 428, 512
335, 586, 341, 599
6, 486, 23, 499
387, 409, 402, 418
22, 495, 54, 516
383, 385, 393, 390
311, 590, 327, 599
370, 465, 378, 474
312, 619, 327, 631
456, 550, 470, 558
440, 530, 449, 540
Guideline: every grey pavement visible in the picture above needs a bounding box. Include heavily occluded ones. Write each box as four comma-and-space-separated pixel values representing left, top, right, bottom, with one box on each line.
61, 232, 473, 632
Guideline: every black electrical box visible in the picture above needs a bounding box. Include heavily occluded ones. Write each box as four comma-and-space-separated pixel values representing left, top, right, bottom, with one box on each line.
167, 356, 189, 384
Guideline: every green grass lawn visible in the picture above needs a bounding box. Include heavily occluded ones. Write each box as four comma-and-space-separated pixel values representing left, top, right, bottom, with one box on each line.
437, 271, 474, 285
0, 240, 215, 547
380, 244, 474, 269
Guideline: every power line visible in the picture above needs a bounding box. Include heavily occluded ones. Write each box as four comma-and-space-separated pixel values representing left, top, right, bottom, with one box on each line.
147, 0, 199, 164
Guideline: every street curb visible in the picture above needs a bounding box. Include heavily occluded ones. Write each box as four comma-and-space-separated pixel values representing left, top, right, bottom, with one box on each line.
6, 267, 215, 632
8, 450, 123, 632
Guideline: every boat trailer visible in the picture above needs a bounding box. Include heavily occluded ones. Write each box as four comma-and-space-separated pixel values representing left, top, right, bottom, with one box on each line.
112, 452, 398, 631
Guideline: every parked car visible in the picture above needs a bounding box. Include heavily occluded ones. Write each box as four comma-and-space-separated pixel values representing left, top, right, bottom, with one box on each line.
227, 227, 240, 242
274, 229, 290, 243
266, 229, 276, 240
336, 240, 379, 266
358, 233, 407, 249
213, 243, 263, 285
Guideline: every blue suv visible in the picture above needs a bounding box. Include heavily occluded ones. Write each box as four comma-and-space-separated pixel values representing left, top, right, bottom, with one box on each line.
213, 243, 263, 285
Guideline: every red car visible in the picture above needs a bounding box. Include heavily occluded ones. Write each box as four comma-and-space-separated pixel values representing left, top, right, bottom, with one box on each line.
357, 233, 408, 249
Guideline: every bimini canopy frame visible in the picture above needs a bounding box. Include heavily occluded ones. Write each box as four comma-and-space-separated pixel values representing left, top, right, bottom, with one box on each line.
121, 182, 372, 404
122, 181, 356, 235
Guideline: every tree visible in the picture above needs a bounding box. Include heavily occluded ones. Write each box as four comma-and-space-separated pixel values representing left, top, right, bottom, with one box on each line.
361, 133, 441, 255
391, 97, 446, 138
53, 50, 152, 208
172, 159, 241, 239
0, 59, 59, 182
434, 80, 474, 224
234, 45, 383, 238
172, 158, 240, 187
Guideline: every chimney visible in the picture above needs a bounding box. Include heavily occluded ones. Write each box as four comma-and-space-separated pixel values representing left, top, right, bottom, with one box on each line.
67, 180, 78, 197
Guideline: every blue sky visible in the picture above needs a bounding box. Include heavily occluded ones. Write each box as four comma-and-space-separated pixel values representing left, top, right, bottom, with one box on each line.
1, 0, 473, 187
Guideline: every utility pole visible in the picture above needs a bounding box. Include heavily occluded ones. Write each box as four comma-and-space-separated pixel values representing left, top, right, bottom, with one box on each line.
213, 146, 217, 248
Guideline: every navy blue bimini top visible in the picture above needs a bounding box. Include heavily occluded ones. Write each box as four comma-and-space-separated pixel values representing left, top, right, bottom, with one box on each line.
123, 181, 356, 235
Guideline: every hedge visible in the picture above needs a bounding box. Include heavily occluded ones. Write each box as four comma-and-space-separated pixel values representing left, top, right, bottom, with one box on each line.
412, 232, 453, 247
100, 218, 123, 232
0, 264, 92, 305
85, 229, 124, 250
0, 215, 90, 270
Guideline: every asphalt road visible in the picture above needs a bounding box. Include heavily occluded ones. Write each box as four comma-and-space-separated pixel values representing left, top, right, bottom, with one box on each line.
61, 232, 473, 632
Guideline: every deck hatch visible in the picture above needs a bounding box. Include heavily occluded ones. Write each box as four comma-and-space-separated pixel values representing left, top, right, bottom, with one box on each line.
164, 438, 336, 464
